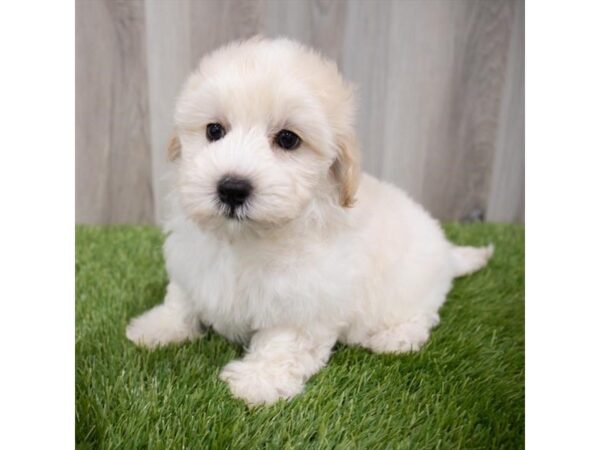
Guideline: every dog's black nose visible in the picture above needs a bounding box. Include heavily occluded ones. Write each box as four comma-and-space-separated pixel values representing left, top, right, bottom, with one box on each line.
217, 176, 252, 208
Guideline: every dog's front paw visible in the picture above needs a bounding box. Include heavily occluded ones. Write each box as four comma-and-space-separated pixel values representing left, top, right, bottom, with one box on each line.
219, 359, 304, 406
126, 305, 201, 349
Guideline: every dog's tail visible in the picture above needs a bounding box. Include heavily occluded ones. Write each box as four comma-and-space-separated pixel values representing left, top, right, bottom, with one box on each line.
451, 244, 494, 277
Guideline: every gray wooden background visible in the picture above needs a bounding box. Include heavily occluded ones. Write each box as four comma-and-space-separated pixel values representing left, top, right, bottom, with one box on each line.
76, 0, 524, 224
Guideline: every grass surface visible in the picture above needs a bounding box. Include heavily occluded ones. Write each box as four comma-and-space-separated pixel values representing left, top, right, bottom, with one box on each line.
76, 223, 524, 449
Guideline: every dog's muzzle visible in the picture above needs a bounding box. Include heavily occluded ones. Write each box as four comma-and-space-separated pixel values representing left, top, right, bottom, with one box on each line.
217, 175, 252, 217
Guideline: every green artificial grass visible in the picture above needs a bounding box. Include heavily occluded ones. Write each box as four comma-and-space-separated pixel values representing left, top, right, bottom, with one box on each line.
76, 223, 524, 449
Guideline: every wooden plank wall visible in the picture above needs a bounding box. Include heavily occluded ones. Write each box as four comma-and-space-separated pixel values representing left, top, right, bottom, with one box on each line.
76, 0, 154, 223
76, 0, 524, 224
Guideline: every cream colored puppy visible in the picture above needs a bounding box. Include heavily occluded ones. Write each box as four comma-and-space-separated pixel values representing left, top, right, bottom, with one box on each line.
126, 37, 493, 406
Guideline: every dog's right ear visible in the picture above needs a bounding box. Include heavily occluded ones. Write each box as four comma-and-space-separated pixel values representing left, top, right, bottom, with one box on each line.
167, 132, 181, 161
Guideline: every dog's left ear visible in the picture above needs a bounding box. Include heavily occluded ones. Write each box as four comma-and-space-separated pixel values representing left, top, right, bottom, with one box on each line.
330, 131, 360, 207
167, 131, 181, 161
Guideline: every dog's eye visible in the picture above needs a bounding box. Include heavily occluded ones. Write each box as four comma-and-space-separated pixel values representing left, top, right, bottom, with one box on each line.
275, 129, 301, 151
206, 123, 226, 142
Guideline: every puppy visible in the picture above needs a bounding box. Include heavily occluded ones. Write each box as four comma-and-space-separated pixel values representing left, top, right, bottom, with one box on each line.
126, 37, 493, 406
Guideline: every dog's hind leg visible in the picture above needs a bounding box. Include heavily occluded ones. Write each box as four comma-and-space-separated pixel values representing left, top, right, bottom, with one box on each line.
126, 282, 203, 348
363, 314, 439, 354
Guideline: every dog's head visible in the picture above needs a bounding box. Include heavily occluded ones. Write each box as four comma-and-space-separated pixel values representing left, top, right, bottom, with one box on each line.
171, 38, 360, 235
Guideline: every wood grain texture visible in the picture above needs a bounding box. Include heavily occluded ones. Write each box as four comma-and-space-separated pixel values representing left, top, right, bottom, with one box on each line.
189, 0, 265, 67
144, 0, 192, 223
76, 0, 154, 224
76, 0, 524, 224
418, 0, 517, 221
265, 0, 348, 62
487, 0, 525, 223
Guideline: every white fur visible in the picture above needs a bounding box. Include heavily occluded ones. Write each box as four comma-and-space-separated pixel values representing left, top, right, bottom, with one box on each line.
126, 38, 493, 406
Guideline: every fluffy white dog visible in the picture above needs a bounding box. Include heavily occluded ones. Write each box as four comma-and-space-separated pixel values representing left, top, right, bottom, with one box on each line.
126, 37, 493, 406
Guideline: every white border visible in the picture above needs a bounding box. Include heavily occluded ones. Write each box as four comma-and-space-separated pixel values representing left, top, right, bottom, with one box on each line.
527, 0, 600, 448
2, 0, 600, 447
0, 1, 74, 448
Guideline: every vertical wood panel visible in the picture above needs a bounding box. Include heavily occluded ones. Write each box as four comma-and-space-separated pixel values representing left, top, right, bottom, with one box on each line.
265, 0, 313, 44
145, 0, 192, 223
419, 0, 516, 221
76, 0, 525, 224
340, 0, 390, 177
76, 0, 154, 224
487, 0, 525, 223
189, 0, 265, 68
264, 0, 348, 82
